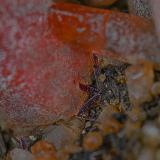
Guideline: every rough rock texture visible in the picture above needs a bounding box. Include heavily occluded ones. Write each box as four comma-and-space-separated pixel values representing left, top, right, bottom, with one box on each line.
128, 0, 152, 19
150, 0, 160, 43
9, 148, 34, 160
43, 118, 84, 150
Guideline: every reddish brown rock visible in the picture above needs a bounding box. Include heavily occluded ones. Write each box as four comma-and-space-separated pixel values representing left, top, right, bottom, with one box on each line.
83, 131, 103, 151
31, 140, 57, 160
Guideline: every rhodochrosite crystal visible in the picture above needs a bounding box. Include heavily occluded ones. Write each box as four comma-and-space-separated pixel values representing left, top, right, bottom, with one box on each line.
0, 0, 91, 133
0, 1, 160, 134
49, 2, 160, 67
